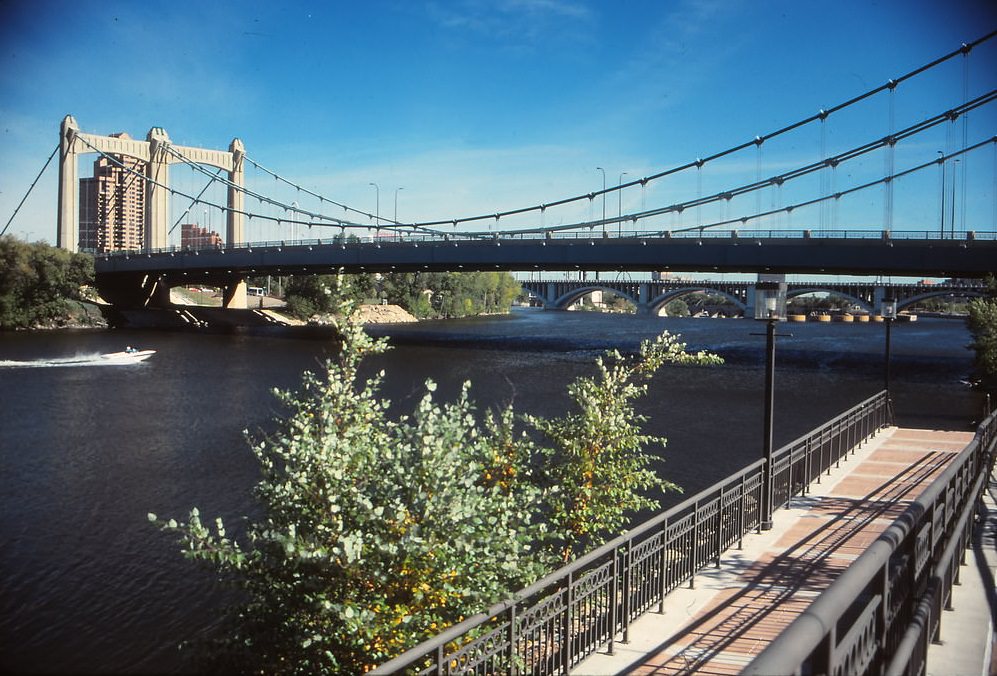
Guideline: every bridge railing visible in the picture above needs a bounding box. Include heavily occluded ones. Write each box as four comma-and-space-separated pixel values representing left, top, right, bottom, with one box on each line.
744, 405, 997, 676
90, 229, 996, 259
371, 390, 892, 675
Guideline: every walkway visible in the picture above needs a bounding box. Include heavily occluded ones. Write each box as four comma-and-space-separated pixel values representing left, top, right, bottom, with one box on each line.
574, 426, 975, 675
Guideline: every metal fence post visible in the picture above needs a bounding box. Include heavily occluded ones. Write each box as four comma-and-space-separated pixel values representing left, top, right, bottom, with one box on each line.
691, 502, 700, 588
658, 517, 669, 613
623, 543, 633, 643
562, 573, 573, 674
608, 550, 617, 656
507, 603, 518, 676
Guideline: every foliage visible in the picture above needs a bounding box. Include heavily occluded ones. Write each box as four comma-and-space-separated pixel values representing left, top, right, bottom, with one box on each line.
967, 277, 997, 393
664, 299, 690, 317
282, 271, 521, 320
151, 286, 722, 672
525, 333, 724, 561
0, 236, 94, 329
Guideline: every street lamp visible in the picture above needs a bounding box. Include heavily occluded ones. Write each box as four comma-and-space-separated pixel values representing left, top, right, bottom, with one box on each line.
756, 280, 786, 531
394, 187, 404, 241
937, 151, 945, 236
369, 182, 380, 239
618, 172, 628, 237
595, 167, 606, 280
882, 298, 897, 396
290, 200, 299, 241
950, 159, 959, 238
595, 167, 606, 233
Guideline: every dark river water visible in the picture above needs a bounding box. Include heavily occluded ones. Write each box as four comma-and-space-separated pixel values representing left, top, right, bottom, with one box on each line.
0, 309, 985, 673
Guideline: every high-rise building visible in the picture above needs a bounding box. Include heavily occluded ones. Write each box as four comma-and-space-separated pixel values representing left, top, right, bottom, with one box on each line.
180, 223, 223, 248
78, 134, 145, 252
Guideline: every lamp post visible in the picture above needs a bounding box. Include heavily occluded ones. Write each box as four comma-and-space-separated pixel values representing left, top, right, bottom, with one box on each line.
950, 159, 959, 238
369, 182, 380, 239
595, 167, 606, 281
618, 172, 628, 237
756, 280, 785, 531
938, 151, 945, 236
394, 187, 404, 241
290, 200, 299, 241
882, 298, 897, 396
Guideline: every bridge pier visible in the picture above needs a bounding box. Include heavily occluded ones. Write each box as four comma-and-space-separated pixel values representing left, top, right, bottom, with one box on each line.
227, 139, 245, 246
873, 286, 887, 315
637, 283, 651, 315
146, 127, 171, 250
57, 116, 80, 252
222, 279, 248, 309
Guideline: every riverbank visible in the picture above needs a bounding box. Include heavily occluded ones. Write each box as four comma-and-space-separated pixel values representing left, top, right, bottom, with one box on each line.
5, 299, 109, 330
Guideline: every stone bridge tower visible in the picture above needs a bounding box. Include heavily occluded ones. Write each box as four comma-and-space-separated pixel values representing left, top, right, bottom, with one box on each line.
57, 115, 245, 253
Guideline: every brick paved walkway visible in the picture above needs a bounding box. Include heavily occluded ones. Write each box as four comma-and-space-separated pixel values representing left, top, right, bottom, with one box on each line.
574, 427, 974, 675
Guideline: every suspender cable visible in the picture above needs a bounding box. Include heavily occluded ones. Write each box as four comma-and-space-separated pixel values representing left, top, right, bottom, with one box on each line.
169, 168, 225, 235
397, 33, 996, 231
1, 144, 59, 237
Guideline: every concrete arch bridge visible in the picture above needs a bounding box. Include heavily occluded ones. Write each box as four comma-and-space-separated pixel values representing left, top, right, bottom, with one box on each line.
519, 278, 987, 316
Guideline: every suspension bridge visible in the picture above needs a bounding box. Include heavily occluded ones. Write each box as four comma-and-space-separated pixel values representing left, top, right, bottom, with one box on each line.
3, 34, 995, 311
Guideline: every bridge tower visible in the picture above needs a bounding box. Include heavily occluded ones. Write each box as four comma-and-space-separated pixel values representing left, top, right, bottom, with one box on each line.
56, 115, 246, 253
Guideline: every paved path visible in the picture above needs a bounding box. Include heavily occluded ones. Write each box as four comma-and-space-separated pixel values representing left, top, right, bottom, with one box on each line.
573, 426, 975, 675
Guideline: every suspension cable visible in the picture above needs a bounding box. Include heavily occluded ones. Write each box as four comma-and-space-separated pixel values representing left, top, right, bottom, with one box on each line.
166, 143, 449, 237
662, 136, 996, 235
242, 155, 374, 222
1, 144, 59, 237
396, 32, 996, 230
482, 92, 995, 237
168, 167, 224, 235
75, 134, 446, 238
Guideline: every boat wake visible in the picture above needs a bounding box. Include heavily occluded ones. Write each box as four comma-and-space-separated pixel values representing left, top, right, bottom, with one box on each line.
0, 350, 155, 368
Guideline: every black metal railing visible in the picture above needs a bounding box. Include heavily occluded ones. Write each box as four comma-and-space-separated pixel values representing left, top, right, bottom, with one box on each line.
372, 390, 892, 675
91, 229, 997, 260
744, 405, 997, 676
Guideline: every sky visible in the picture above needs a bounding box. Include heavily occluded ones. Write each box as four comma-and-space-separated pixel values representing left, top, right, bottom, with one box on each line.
1, 0, 995, 246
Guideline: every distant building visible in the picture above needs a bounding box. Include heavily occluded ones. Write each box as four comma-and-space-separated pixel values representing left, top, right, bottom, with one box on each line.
78, 134, 145, 252
181, 223, 223, 248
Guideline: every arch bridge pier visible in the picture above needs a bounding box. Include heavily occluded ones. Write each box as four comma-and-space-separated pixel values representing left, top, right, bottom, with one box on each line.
520, 278, 986, 317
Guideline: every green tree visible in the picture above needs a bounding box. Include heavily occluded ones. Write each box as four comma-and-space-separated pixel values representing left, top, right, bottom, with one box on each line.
664, 299, 690, 317
967, 277, 997, 393
0, 236, 94, 329
152, 291, 721, 672
525, 333, 723, 561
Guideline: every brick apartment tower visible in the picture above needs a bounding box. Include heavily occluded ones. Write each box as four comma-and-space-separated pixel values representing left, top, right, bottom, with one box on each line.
180, 223, 223, 248
78, 134, 145, 252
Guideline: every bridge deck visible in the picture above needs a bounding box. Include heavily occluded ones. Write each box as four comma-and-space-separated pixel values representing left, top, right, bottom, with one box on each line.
573, 426, 974, 675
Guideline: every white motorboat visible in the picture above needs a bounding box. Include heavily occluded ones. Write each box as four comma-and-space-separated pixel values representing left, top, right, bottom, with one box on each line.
100, 349, 157, 363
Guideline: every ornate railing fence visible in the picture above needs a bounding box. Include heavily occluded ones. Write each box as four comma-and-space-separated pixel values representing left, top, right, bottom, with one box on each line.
372, 391, 892, 675
744, 405, 997, 676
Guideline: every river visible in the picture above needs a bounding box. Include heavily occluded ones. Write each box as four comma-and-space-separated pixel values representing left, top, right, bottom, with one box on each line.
0, 309, 984, 673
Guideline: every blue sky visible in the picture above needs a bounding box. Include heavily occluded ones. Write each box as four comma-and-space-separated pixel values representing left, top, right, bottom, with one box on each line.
1, 0, 995, 245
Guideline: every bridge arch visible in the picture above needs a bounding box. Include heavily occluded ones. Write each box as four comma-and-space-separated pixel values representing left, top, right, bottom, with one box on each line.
553, 285, 640, 310
896, 289, 984, 311
648, 287, 748, 316
786, 287, 874, 314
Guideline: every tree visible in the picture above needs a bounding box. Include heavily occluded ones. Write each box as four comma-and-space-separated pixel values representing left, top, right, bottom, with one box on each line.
151, 290, 721, 672
967, 277, 997, 393
664, 299, 690, 317
525, 333, 723, 561
0, 236, 94, 329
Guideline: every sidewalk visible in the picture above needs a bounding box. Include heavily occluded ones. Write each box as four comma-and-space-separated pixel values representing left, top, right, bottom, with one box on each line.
925, 471, 997, 676
573, 426, 974, 675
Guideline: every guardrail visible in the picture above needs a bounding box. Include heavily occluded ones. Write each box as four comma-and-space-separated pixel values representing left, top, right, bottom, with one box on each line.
372, 390, 891, 675
744, 406, 997, 676
89, 229, 997, 259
